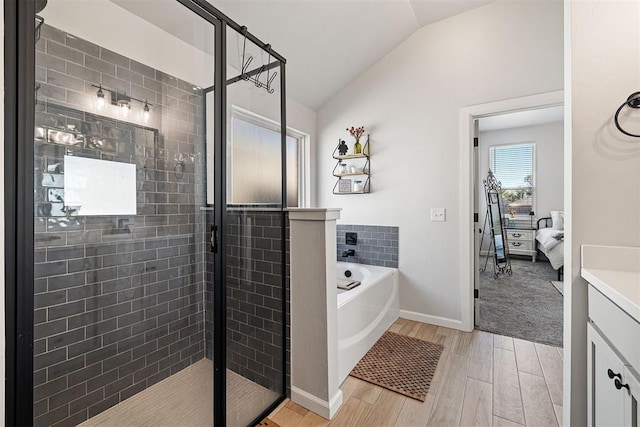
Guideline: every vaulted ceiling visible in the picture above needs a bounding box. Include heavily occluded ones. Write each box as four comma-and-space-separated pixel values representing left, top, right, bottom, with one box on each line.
209, 0, 494, 109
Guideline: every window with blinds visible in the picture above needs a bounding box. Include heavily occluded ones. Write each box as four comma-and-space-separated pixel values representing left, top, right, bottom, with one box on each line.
489, 142, 535, 217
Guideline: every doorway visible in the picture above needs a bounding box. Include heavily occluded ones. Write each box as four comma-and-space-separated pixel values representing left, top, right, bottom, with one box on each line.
5, 1, 288, 426
474, 107, 564, 346
458, 90, 563, 332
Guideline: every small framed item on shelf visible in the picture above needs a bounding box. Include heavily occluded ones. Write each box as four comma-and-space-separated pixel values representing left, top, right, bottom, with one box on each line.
338, 179, 352, 193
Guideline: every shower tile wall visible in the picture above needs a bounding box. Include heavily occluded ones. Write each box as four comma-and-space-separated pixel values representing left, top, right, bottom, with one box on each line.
205, 212, 290, 394
33, 24, 206, 427
337, 224, 399, 268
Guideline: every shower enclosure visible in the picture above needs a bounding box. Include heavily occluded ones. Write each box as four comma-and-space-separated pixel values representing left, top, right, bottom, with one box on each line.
5, 0, 288, 425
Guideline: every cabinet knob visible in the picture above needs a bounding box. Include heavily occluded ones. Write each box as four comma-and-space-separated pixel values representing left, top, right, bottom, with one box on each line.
513, 233, 522, 237
608, 368, 622, 380
614, 378, 630, 393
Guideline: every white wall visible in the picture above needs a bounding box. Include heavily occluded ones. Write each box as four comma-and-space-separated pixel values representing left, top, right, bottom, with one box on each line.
567, 1, 640, 425
317, 0, 563, 326
477, 121, 564, 243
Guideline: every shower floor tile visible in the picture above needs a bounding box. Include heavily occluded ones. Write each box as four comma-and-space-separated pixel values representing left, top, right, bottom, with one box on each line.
79, 358, 279, 427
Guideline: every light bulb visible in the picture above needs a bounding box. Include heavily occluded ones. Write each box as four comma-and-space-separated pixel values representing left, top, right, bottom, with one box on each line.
143, 101, 150, 123
120, 102, 130, 117
96, 86, 105, 110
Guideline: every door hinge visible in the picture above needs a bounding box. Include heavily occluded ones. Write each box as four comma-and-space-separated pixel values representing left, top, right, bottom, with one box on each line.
210, 225, 218, 253
473, 137, 479, 147
474, 289, 479, 298
474, 213, 479, 223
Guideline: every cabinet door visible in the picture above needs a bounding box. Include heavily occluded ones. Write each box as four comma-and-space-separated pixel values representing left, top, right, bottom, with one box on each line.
623, 366, 640, 427
588, 323, 626, 427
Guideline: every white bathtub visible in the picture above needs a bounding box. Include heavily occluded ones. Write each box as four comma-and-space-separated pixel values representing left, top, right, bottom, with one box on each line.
337, 262, 399, 385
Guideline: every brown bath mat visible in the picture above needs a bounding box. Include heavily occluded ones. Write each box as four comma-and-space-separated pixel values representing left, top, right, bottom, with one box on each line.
349, 331, 444, 401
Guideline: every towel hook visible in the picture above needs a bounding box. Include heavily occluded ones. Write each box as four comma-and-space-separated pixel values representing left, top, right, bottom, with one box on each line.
614, 91, 640, 138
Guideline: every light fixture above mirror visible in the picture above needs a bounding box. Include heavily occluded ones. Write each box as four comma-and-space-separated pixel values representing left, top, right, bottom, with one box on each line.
91, 84, 152, 122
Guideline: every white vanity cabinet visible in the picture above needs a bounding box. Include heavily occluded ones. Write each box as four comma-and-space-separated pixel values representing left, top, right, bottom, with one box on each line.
587, 323, 626, 427
623, 365, 640, 426
584, 252, 640, 427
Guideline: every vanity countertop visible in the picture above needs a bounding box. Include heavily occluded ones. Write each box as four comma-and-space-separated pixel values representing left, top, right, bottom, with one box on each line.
581, 245, 640, 323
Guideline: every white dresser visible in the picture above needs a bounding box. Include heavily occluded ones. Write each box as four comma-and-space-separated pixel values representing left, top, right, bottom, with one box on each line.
583, 245, 640, 427
505, 227, 536, 262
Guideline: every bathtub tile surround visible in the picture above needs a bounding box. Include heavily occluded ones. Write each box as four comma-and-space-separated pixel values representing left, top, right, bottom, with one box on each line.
336, 224, 398, 268
33, 25, 206, 426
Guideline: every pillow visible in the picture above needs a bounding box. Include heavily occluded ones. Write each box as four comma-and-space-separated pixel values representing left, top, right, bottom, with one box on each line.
550, 210, 564, 230
536, 228, 564, 251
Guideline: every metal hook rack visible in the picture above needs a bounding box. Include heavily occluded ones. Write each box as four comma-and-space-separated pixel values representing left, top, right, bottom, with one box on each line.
240, 26, 277, 94
35, 15, 44, 42
614, 91, 640, 138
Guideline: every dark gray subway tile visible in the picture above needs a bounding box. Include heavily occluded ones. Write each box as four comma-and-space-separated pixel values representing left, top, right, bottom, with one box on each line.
100, 48, 130, 69
36, 51, 66, 73
47, 69, 86, 93
34, 405, 69, 427
49, 383, 86, 410
130, 60, 155, 79
34, 290, 67, 309
47, 328, 85, 351
35, 260, 67, 278
69, 388, 104, 415
47, 39, 84, 64
85, 53, 115, 75
86, 293, 118, 312
88, 394, 119, 418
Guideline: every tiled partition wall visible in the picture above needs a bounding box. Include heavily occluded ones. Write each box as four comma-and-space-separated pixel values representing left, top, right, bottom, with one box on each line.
336, 224, 399, 268
205, 211, 290, 394
33, 24, 206, 426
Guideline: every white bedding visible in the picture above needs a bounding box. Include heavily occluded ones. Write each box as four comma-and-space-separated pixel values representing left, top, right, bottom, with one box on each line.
536, 228, 564, 270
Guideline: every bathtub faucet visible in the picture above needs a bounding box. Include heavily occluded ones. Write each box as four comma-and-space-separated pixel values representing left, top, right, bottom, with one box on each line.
342, 249, 355, 258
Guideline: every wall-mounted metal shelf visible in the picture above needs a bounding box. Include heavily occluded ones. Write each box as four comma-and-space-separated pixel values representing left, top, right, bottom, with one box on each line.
332, 135, 370, 195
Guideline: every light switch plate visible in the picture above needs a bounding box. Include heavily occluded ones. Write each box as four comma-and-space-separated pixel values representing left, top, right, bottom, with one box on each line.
431, 208, 446, 222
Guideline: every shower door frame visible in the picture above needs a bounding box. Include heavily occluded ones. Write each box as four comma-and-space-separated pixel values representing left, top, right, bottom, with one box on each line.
4, 0, 288, 425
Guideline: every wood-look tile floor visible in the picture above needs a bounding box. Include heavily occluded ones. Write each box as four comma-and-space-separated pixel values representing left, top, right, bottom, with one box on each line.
269, 318, 563, 427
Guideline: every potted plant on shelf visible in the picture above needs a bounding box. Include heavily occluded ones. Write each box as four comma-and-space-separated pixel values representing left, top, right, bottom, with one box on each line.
346, 126, 365, 154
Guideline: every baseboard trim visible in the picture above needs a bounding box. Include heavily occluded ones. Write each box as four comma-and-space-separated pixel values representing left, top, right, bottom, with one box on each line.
291, 386, 343, 420
399, 309, 466, 331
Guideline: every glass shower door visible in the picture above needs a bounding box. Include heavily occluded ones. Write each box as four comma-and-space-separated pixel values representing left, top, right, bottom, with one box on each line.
223, 28, 287, 427
31, 1, 217, 425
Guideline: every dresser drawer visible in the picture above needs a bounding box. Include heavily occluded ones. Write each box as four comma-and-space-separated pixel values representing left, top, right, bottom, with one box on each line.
506, 229, 534, 241
508, 240, 533, 251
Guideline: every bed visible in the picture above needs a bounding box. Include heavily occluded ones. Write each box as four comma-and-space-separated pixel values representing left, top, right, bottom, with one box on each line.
536, 213, 564, 281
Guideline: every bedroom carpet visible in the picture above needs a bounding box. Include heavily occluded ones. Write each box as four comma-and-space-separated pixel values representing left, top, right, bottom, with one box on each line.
478, 257, 563, 347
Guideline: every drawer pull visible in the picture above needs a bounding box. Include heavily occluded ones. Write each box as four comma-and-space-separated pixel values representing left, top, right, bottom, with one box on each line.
608, 369, 622, 380
512, 233, 522, 238
614, 378, 630, 392
511, 242, 522, 247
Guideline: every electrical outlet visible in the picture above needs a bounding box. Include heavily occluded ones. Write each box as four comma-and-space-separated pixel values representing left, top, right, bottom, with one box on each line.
431, 208, 446, 222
